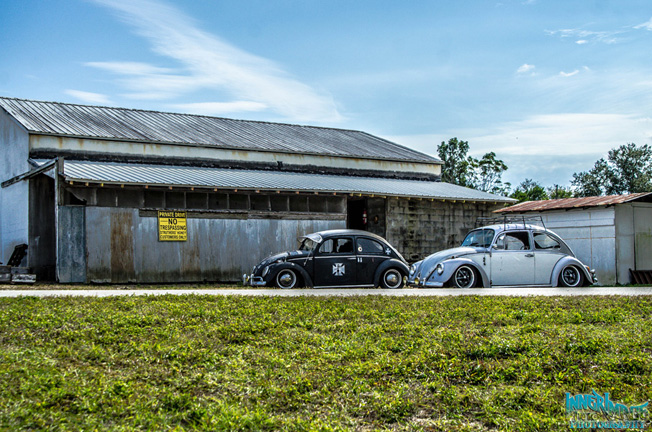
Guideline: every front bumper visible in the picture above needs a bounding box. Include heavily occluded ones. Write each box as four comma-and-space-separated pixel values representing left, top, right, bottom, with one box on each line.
406, 277, 444, 288
242, 274, 267, 287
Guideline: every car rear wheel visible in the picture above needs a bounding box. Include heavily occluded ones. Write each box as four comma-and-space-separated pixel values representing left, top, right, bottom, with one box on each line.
452, 265, 476, 288
275, 269, 298, 289
559, 265, 583, 287
380, 268, 404, 289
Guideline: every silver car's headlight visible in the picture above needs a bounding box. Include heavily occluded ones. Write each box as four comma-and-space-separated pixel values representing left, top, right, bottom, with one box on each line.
409, 264, 417, 276
262, 266, 270, 277
435, 263, 445, 275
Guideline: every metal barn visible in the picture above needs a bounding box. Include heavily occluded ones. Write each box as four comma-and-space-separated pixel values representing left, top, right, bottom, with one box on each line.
495, 194, 652, 285
1, 97, 513, 283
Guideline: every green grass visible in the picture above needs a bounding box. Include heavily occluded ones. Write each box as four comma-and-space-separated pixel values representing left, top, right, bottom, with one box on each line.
1, 296, 650, 431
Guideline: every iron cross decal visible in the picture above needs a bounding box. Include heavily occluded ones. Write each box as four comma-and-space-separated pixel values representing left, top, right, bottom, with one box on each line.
332, 263, 345, 276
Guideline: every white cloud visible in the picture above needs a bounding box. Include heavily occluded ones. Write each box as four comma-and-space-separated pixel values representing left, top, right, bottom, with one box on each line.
546, 28, 623, 44
171, 101, 268, 116
559, 70, 579, 77
517, 64, 535, 74
385, 113, 652, 185
634, 17, 652, 30
88, 0, 342, 122
65, 89, 112, 104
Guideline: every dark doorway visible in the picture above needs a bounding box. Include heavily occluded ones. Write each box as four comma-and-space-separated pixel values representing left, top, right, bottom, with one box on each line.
347, 198, 367, 230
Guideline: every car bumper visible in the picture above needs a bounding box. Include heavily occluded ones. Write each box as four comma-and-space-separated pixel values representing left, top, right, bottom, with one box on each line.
407, 277, 444, 288
242, 274, 267, 287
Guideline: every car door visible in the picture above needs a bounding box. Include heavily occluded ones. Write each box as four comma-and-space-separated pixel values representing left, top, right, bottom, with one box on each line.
313, 237, 357, 287
490, 230, 535, 286
355, 236, 390, 285
532, 232, 566, 285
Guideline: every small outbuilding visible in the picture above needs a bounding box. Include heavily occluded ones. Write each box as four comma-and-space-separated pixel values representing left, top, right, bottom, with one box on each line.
495, 193, 652, 285
1, 97, 513, 283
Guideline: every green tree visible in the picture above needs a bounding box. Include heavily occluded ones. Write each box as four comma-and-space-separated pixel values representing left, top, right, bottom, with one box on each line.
547, 184, 574, 199
437, 137, 471, 186
467, 152, 511, 196
571, 143, 652, 196
437, 138, 510, 195
510, 179, 549, 203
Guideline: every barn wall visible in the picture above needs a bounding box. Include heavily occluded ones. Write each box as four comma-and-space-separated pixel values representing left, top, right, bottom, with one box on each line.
518, 209, 617, 285
385, 198, 503, 262
616, 202, 652, 279
83, 207, 345, 283
0, 110, 30, 265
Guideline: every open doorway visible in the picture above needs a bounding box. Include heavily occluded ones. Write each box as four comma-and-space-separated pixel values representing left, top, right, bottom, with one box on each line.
347, 197, 386, 237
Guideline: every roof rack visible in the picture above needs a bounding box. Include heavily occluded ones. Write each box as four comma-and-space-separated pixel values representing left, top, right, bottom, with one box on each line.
476, 215, 546, 230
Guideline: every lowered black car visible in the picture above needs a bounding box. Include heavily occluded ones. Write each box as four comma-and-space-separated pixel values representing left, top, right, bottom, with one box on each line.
243, 229, 409, 289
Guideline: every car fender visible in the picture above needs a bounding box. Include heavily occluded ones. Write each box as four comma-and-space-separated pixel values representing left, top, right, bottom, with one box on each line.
430, 258, 490, 287
373, 259, 410, 287
551, 257, 592, 287
265, 262, 314, 288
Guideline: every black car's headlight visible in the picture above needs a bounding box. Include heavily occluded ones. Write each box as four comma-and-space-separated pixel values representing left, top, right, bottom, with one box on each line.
262, 266, 270, 277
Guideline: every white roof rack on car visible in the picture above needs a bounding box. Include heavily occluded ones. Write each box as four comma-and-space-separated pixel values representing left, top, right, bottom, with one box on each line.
476, 215, 546, 230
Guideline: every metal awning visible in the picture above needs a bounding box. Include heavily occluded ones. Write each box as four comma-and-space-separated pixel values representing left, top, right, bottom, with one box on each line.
37, 159, 514, 203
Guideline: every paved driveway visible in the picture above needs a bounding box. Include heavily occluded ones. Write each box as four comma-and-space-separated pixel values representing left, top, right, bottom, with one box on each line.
1, 287, 651, 297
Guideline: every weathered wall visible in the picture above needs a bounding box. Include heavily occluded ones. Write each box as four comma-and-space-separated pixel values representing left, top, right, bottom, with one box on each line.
518, 209, 617, 285
0, 110, 30, 265
82, 207, 345, 283
386, 198, 503, 262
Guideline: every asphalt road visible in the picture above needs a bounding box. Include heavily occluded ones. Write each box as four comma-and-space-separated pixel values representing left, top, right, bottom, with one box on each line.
1, 287, 651, 297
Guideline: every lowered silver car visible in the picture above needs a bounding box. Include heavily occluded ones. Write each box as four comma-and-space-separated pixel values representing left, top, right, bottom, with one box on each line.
408, 219, 597, 288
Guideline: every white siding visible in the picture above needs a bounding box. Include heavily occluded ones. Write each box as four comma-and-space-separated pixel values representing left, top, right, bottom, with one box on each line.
524, 209, 617, 285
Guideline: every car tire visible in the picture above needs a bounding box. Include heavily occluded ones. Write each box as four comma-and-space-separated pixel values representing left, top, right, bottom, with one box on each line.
380, 268, 404, 289
275, 269, 298, 289
559, 265, 583, 287
452, 265, 476, 288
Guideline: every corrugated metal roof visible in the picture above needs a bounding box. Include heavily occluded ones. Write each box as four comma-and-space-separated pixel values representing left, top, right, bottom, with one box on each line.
495, 192, 652, 213
44, 159, 514, 202
0, 96, 438, 164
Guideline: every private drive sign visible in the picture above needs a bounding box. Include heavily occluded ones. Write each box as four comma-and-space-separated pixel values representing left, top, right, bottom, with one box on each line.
158, 211, 187, 242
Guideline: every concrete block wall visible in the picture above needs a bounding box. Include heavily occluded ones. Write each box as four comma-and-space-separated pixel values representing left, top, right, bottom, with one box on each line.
386, 198, 503, 262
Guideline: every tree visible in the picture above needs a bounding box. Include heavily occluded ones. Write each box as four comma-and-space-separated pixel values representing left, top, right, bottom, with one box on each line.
547, 184, 574, 199
437, 138, 510, 195
571, 143, 652, 196
437, 137, 471, 186
510, 179, 549, 203
467, 152, 511, 196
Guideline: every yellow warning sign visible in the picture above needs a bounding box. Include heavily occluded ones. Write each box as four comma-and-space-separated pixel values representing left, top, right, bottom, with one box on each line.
158, 211, 187, 242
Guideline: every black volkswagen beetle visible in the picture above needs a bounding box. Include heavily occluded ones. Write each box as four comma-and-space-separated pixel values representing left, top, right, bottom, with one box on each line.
243, 229, 409, 289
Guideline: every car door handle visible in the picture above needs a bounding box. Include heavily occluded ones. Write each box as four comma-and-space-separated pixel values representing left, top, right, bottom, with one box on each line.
347, 257, 356, 260
525, 253, 534, 258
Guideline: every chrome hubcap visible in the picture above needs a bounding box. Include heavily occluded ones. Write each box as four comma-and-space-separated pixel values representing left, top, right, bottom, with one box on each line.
278, 271, 296, 288
385, 273, 399, 286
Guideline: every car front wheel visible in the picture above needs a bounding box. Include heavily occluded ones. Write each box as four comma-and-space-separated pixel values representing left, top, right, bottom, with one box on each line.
380, 268, 404, 289
275, 269, 298, 289
559, 265, 583, 287
452, 265, 476, 288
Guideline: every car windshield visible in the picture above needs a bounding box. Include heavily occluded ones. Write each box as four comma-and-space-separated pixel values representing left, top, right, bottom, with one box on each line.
299, 238, 318, 251
461, 229, 495, 248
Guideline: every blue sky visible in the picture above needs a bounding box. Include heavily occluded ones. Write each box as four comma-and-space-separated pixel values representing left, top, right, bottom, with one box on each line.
2, 0, 652, 188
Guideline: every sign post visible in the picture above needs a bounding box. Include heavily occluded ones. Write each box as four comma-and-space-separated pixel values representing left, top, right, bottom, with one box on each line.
158, 210, 187, 242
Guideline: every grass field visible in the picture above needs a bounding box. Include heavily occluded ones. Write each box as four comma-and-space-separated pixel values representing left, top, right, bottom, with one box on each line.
1, 295, 650, 431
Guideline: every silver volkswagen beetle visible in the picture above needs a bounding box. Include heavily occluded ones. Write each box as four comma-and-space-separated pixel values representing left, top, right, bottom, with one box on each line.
408, 220, 597, 288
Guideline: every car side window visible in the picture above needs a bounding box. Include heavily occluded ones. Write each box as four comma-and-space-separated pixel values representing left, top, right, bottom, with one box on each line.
356, 238, 385, 254
533, 232, 561, 250
319, 238, 354, 254
493, 231, 531, 251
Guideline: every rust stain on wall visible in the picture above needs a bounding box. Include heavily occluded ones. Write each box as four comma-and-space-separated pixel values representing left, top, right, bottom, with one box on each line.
110, 211, 135, 282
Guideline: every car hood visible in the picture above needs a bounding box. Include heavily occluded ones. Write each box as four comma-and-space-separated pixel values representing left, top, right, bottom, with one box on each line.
259, 250, 309, 267
419, 246, 480, 270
